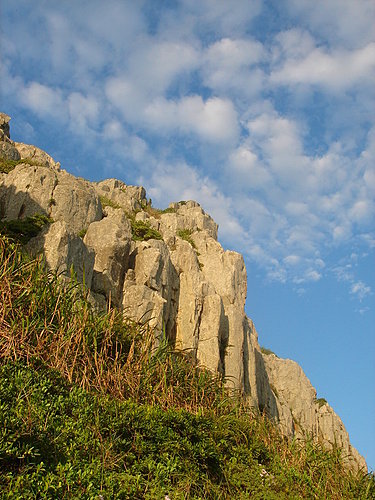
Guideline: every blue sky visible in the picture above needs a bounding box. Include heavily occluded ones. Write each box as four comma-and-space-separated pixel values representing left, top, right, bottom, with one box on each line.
1, 0, 374, 470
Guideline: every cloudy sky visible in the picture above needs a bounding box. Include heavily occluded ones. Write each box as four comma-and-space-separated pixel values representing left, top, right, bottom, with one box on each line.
1, 0, 374, 469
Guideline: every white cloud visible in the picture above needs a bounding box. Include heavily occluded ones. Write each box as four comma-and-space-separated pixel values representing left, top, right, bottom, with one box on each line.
114, 93, 240, 143
19, 82, 66, 118
350, 281, 372, 301
284, 0, 375, 48
203, 37, 265, 96
271, 41, 375, 91
67, 92, 100, 133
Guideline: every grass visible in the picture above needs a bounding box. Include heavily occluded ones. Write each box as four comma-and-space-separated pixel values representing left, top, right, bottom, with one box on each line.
0, 232, 374, 498
261, 347, 277, 356
141, 204, 177, 219
99, 195, 121, 210
177, 228, 197, 250
0, 157, 41, 174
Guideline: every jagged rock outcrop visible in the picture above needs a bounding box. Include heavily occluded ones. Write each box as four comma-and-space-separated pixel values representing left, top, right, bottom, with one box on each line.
0, 113, 366, 471
263, 354, 367, 471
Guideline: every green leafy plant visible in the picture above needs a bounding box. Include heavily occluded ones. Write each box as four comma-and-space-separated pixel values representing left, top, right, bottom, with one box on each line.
261, 347, 277, 356
131, 219, 162, 241
315, 398, 328, 408
0, 214, 52, 244
0, 158, 19, 174
177, 228, 197, 249
78, 228, 87, 239
99, 195, 121, 210
0, 156, 41, 174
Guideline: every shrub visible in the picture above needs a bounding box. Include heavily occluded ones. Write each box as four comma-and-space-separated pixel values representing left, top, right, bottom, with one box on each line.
261, 347, 277, 356
131, 219, 163, 241
177, 228, 197, 249
0, 156, 41, 174
0, 214, 52, 244
99, 195, 121, 210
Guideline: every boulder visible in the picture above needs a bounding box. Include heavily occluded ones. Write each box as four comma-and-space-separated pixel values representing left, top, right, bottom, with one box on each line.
26, 220, 95, 286
0, 163, 58, 219
49, 170, 102, 233
84, 207, 132, 307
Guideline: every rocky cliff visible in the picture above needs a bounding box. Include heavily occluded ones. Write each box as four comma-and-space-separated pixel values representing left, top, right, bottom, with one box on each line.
0, 112, 366, 471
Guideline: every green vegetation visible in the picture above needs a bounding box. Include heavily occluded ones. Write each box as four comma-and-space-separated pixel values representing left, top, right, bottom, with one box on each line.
0, 233, 373, 498
142, 204, 177, 219
0, 156, 40, 174
0, 214, 52, 244
315, 398, 328, 408
261, 347, 277, 356
177, 228, 197, 250
78, 228, 87, 239
99, 195, 121, 210
0, 158, 19, 174
131, 219, 163, 241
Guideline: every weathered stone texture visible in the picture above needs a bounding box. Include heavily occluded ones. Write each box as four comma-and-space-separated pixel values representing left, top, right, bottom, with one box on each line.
263, 354, 366, 471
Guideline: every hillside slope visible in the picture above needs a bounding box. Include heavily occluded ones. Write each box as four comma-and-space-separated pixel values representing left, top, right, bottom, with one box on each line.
0, 111, 366, 472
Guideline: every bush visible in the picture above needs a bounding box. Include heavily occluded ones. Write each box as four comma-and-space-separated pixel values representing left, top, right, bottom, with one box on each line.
0, 214, 52, 244
131, 219, 163, 241
177, 228, 197, 249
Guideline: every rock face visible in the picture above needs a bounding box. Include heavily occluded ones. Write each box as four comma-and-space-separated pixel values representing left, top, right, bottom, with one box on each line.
0, 113, 366, 471
263, 354, 367, 471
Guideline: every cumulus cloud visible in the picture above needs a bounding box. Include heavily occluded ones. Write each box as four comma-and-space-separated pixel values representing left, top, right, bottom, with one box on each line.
284, 0, 375, 48
271, 41, 375, 90
19, 82, 66, 118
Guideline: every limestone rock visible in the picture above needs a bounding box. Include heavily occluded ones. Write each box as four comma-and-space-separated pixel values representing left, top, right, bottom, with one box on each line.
122, 239, 179, 339
158, 201, 218, 240
263, 353, 367, 471
0, 113, 11, 140
94, 178, 146, 212
14, 142, 60, 170
49, 170, 102, 233
0, 165, 102, 233
84, 208, 132, 307
26, 220, 94, 286
0, 163, 58, 219
0, 113, 21, 161
193, 231, 247, 389
170, 238, 224, 372
0, 141, 21, 162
